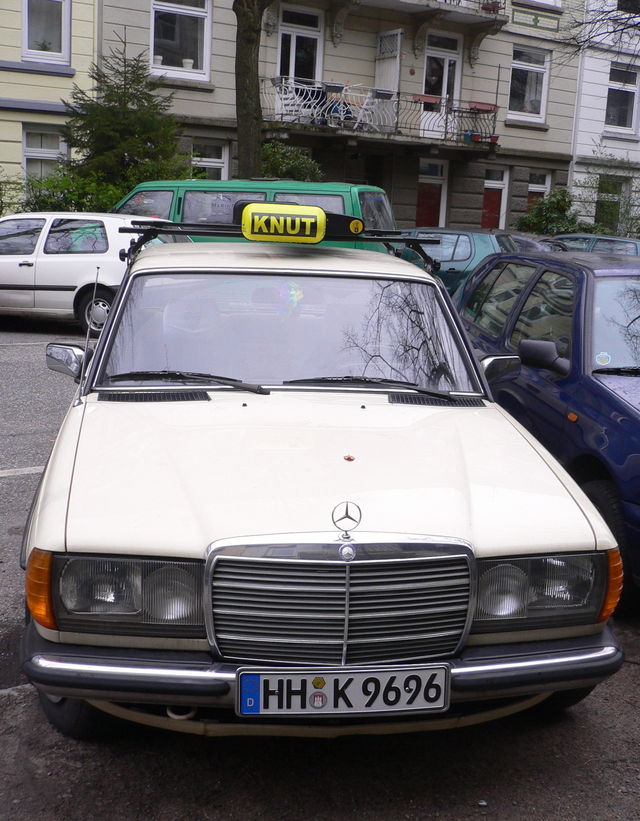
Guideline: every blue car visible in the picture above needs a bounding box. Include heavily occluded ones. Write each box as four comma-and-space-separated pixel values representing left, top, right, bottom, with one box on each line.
455, 251, 640, 606
404, 228, 517, 294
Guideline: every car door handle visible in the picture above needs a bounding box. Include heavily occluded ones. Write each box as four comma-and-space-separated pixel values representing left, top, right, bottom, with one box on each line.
19, 261, 34, 267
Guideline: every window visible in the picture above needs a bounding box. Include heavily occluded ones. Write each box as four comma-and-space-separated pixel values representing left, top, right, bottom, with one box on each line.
117, 190, 174, 219
463, 262, 537, 337
527, 170, 550, 209
510, 271, 574, 359
0, 218, 45, 255
23, 0, 70, 63
43, 219, 109, 254
605, 65, 637, 130
278, 5, 323, 82
481, 167, 509, 229
182, 190, 266, 224
592, 237, 638, 254
23, 129, 65, 178
274, 192, 345, 213
594, 175, 629, 233
417, 233, 471, 263
508, 47, 549, 120
617, 0, 640, 12
152, 0, 211, 76
191, 140, 229, 180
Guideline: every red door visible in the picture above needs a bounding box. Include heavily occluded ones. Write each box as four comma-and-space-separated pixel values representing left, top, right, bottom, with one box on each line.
481, 187, 502, 228
416, 182, 442, 226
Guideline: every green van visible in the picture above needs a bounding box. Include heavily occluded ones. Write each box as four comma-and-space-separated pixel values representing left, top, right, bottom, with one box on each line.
113, 179, 396, 247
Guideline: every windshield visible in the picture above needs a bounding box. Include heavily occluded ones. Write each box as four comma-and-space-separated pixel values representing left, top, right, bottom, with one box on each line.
591, 277, 640, 369
97, 272, 478, 392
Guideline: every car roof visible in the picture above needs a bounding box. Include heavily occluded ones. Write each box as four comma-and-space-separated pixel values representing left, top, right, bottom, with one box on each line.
481, 251, 640, 277
128, 180, 383, 192
554, 232, 640, 242
130, 240, 438, 280
410, 227, 508, 236
0, 212, 161, 221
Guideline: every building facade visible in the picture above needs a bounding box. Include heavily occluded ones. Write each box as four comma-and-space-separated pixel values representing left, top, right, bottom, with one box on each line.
0, 0, 95, 185
570, 0, 640, 235
1, 0, 587, 228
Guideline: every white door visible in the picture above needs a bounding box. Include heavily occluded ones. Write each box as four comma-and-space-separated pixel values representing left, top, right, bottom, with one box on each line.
0, 217, 45, 308
421, 33, 461, 139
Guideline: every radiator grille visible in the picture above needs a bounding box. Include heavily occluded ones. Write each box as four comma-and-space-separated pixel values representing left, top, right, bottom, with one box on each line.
211, 555, 471, 665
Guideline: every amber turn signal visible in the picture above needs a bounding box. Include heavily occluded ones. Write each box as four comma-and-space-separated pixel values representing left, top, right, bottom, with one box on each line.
598, 549, 624, 622
25, 548, 57, 630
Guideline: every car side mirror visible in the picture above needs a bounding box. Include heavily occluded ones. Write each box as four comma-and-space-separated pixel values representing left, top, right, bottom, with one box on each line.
518, 339, 570, 376
481, 354, 521, 384
46, 343, 93, 381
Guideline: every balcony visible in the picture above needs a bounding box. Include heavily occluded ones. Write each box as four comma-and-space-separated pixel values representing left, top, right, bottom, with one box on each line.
261, 78, 499, 146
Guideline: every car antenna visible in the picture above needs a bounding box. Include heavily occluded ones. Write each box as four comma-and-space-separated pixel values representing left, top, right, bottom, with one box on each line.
74, 265, 100, 406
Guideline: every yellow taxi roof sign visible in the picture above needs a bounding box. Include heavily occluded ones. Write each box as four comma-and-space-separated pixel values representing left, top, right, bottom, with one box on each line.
242, 203, 326, 244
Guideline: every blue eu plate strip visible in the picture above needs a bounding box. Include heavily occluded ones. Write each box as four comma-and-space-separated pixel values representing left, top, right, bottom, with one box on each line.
240, 674, 261, 714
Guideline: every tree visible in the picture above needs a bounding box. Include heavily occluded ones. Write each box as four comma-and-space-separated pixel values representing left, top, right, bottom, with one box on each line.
13, 42, 191, 212
261, 142, 324, 180
233, 0, 273, 177
514, 187, 597, 234
61, 42, 188, 184
563, 2, 640, 52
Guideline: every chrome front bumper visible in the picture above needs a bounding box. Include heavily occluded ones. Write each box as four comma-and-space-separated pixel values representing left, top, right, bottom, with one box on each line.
22, 622, 623, 708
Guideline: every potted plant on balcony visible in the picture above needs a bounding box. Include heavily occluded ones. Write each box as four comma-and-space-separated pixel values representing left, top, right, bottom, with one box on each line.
481, 0, 501, 12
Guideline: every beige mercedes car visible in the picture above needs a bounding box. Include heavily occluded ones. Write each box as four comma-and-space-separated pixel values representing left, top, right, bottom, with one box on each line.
20, 205, 624, 739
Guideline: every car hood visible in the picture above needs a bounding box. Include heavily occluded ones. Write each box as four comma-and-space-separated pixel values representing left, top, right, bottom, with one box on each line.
64, 392, 602, 558
594, 373, 640, 412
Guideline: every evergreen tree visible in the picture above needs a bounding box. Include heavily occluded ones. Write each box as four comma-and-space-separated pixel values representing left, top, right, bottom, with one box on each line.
61, 42, 188, 183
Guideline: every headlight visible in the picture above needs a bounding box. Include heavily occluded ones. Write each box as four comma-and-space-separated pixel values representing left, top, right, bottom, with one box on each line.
472, 553, 609, 632
53, 555, 205, 637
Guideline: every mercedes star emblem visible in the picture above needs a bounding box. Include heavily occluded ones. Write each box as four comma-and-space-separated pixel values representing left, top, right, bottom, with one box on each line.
332, 501, 362, 540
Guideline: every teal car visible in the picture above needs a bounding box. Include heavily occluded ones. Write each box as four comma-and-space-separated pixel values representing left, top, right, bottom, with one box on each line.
404, 228, 517, 293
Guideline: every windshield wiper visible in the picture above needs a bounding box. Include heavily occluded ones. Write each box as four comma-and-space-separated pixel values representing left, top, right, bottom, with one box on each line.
592, 366, 640, 376
282, 375, 456, 399
104, 370, 270, 394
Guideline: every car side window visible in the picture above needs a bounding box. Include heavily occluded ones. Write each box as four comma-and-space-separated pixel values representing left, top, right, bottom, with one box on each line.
592, 238, 638, 255
43, 219, 109, 254
183, 191, 266, 223
418, 233, 471, 262
510, 271, 574, 359
0, 218, 45, 254
463, 262, 537, 337
273, 193, 345, 214
558, 236, 590, 251
117, 190, 174, 218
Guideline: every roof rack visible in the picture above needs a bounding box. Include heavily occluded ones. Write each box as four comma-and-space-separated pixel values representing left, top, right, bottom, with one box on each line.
119, 203, 439, 271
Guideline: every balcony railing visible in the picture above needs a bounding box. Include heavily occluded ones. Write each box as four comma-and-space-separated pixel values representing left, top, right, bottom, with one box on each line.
261, 78, 499, 145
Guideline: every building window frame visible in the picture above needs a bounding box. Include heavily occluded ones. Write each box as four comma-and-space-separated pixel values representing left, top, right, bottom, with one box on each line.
604, 64, 638, 134
508, 46, 549, 123
23, 127, 67, 178
594, 174, 631, 233
151, 0, 211, 79
527, 169, 551, 208
277, 4, 324, 83
22, 0, 71, 64
190, 139, 230, 180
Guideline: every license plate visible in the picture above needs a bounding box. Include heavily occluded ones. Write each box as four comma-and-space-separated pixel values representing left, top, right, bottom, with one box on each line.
237, 665, 450, 716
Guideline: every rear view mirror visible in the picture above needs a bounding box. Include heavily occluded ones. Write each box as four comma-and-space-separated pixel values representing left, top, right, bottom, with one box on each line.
519, 339, 570, 376
46, 343, 92, 381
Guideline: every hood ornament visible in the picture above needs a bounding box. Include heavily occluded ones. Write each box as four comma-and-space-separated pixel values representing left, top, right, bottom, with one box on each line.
332, 501, 362, 545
